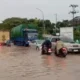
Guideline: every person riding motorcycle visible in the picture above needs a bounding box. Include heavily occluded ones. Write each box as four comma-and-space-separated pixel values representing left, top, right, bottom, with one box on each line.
42, 39, 52, 54
55, 38, 64, 54
42, 39, 52, 49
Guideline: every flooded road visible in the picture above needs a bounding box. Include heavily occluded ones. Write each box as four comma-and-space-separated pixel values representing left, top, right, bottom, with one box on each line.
0, 46, 80, 80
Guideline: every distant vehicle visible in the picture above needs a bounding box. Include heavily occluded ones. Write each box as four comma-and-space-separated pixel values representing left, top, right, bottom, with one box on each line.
6, 40, 12, 46
61, 37, 80, 53
10, 24, 38, 46
33, 40, 44, 50
51, 36, 80, 53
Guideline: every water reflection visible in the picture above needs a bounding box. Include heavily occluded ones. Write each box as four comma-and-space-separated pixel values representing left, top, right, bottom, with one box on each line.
42, 55, 54, 67
0, 46, 79, 80
41, 54, 67, 71
55, 57, 67, 68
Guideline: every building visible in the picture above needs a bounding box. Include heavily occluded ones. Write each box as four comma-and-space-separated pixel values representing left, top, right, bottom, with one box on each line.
0, 31, 10, 44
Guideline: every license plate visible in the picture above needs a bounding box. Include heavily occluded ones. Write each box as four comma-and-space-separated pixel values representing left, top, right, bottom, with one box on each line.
74, 50, 78, 52
48, 49, 52, 52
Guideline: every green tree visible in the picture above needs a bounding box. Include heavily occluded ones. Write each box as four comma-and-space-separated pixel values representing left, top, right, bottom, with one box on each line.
2, 17, 28, 30
0, 17, 56, 37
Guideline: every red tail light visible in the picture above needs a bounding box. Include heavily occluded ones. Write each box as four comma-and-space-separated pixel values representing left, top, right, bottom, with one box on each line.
62, 48, 67, 51
48, 48, 52, 52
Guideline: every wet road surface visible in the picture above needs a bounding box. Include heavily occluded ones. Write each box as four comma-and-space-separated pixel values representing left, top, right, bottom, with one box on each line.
0, 46, 80, 80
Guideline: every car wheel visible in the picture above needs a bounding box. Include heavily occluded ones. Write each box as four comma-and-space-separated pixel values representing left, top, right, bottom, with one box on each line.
41, 50, 46, 55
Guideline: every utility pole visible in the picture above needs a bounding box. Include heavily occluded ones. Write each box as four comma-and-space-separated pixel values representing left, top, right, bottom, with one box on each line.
54, 14, 57, 35
55, 14, 57, 30
69, 4, 79, 26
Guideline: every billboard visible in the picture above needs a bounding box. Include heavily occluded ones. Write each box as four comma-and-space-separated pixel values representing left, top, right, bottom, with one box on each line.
60, 27, 74, 40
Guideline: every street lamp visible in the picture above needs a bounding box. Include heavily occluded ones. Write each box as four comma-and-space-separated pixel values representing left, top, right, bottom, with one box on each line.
36, 8, 45, 34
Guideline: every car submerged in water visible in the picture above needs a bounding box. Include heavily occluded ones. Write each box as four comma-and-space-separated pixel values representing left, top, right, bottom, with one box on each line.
51, 36, 80, 53
31, 40, 44, 50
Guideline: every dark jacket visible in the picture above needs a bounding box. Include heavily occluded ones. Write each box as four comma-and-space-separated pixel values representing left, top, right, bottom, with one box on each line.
42, 40, 52, 48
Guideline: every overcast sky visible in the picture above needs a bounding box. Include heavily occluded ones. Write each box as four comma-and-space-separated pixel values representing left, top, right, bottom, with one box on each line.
0, 0, 80, 23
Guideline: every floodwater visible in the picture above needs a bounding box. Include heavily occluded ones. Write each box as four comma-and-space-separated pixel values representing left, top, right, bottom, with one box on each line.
0, 46, 80, 80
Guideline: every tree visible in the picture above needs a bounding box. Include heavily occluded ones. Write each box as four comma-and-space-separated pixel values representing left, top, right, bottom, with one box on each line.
0, 17, 55, 36
63, 20, 69, 27
56, 20, 69, 28
57, 21, 64, 27
44, 20, 52, 34
2, 17, 28, 30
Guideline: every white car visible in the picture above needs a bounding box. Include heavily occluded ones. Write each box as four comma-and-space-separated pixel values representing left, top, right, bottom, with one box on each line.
63, 42, 80, 53
33, 40, 44, 50
51, 36, 80, 53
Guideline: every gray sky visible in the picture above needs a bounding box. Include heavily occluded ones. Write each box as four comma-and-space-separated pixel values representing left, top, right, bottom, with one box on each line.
0, 0, 80, 23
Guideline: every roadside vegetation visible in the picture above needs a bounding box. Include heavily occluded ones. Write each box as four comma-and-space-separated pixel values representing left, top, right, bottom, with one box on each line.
0, 17, 80, 40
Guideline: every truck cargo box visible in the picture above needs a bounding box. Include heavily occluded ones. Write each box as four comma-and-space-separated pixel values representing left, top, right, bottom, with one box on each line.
0, 31, 10, 44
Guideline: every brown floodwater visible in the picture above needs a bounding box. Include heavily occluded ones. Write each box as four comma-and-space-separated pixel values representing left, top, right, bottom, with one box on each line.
0, 45, 80, 80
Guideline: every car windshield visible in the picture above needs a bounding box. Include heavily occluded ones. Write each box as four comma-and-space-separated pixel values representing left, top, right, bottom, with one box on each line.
36, 40, 44, 44
60, 37, 74, 43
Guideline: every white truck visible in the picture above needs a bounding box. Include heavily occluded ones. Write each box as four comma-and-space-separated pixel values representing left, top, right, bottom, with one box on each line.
59, 27, 80, 53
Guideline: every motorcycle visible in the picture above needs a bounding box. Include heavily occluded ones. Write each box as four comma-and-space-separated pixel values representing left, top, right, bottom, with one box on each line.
55, 47, 67, 57
41, 45, 52, 55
